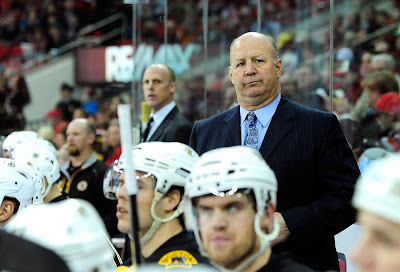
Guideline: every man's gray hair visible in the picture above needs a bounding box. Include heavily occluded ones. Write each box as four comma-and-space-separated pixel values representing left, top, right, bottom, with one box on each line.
372, 53, 395, 70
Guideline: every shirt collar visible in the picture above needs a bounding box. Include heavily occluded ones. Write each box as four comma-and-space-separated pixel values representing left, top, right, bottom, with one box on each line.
150, 101, 176, 124
240, 93, 281, 126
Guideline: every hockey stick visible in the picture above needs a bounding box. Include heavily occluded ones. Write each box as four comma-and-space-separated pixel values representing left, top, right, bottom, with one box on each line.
118, 104, 143, 265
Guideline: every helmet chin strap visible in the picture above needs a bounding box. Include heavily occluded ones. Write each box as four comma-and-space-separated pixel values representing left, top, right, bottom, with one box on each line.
140, 192, 184, 245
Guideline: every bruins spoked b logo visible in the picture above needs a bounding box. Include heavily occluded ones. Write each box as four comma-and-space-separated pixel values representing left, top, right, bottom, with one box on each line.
158, 250, 198, 269
77, 180, 88, 192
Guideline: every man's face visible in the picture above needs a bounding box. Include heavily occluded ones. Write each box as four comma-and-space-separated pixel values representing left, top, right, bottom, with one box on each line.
61, 89, 72, 99
142, 65, 176, 114
352, 210, 400, 272
107, 125, 120, 149
196, 193, 260, 270
115, 171, 155, 236
229, 33, 282, 110
66, 120, 92, 157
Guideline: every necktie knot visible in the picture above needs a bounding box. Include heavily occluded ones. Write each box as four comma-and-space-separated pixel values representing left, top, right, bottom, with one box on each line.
245, 112, 258, 149
147, 117, 154, 126
247, 111, 257, 124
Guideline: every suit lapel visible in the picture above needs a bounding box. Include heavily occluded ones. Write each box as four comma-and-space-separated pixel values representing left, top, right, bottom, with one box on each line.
222, 106, 241, 146
149, 107, 178, 141
259, 97, 294, 160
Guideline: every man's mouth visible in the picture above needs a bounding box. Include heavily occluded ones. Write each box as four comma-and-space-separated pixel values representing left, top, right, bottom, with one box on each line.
245, 80, 260, 85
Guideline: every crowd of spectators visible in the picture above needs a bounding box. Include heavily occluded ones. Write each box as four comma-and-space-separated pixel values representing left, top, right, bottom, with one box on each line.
1, 0, 400, 167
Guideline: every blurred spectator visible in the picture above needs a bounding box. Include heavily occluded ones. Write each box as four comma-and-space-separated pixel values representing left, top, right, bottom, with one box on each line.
54, 126, 67, 150
361, 92, 400, 145
370, 53, 400, 88
339, 114, 364, 160
104, 119, 121, 167
293, 64, 329, 111
72, 108, 89, 119
359, 51, 375, 77
352, 70, 398, 122
94, 108, 111, 132
81, 86, 100, 116
223, 86, 238, 111
55, 83, 82, 122
37, 125, 56, 146
45, 108, 67, 137
109, 95, 124, 118
5, 74, 31, 131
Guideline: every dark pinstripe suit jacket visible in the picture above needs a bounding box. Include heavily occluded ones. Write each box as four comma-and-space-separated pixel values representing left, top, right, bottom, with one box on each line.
147, 106, 192, 145
189, 96, 360, 271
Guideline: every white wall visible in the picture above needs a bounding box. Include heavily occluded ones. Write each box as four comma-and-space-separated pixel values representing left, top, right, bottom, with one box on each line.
24, 53, 76, 122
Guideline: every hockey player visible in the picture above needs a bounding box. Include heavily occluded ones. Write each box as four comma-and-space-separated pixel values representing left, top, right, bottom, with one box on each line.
1, 130, 42, 158
351, 155, 400, 272
7, 198, 116, 272
11, 140, 68, 203
185, 146, 316, 272
104, 142, 210, 269
0, 158, 35, 228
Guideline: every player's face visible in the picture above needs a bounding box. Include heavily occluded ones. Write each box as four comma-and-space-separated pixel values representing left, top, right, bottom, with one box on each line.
351, 210, 400, 272
142, 65, 176, 114
196, 193, 260, 270
115, 172, 130, 234
229, 33, 282, 111
115, 171, 155, 236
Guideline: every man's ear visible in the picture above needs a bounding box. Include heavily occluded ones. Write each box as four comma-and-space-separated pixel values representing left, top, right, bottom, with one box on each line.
88, 132, 96, 145
0, 201, 16, 224
163, 189, 182, 213
169, 82, 177, 95
275, 59, 282, 78
229, 67, 234, 84
260, 201, 276, 234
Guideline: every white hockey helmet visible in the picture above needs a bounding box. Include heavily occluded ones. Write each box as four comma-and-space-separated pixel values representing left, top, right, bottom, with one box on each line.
12, 142, 60, 199
104, 141, 199, 243
6, 199, 114, 272
353, 154, 400, 225
20, 138, 57, 157
0, 158, 35, 213
185, 146, 279, 271
2, 131, 42, 156
12, 158, 46, 205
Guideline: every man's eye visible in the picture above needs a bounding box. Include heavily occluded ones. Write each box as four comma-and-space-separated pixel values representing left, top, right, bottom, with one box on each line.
255, 59, 264, 63
226, 204, 240, 213
236, 62, 244, 67
377, 234, 398, 248
198, 206, 213, 216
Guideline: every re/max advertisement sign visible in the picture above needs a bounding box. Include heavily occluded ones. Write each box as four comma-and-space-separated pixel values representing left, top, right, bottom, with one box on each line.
76, 44, 201, 84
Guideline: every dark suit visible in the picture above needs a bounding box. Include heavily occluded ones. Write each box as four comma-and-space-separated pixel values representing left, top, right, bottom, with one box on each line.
189, 96, 360, 271
146, 106, 192, 145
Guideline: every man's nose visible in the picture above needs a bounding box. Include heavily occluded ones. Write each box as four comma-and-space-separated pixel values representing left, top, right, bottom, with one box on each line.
210, 210, 228, 230
245, 62, 256, 76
